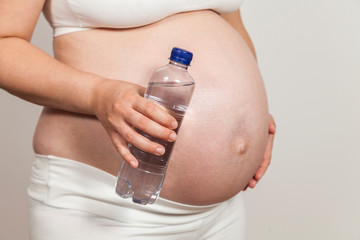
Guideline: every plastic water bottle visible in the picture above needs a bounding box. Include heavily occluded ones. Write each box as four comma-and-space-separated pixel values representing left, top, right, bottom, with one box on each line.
115, 47, 195, 205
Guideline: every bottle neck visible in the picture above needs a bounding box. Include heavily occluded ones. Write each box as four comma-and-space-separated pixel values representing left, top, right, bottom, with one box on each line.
169, 60, 189, 70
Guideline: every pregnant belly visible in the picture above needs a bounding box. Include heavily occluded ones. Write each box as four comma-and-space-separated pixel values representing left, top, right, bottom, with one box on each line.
162, 72, 269, 204
34, 11, 269, 205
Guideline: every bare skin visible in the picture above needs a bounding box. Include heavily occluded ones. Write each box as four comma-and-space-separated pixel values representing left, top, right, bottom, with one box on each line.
0, 1, 275, 205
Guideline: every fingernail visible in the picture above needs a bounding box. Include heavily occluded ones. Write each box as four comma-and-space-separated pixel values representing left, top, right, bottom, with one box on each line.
156, 147, 165, 155
169, 132, 177, 141
171, 121, 178, 129
130, 160, 137, 168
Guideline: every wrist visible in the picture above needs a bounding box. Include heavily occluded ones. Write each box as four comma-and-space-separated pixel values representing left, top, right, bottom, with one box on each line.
86, 74, 109, 116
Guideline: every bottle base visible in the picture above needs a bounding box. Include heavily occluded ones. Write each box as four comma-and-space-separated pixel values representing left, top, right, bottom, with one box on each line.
115, 177, 159, 205
115, 160, 164, 205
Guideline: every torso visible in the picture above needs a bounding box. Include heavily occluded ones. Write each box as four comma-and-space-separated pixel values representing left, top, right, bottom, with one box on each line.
33, 10, 269, 205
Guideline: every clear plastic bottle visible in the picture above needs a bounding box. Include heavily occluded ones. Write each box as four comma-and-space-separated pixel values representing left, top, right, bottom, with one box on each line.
115, 47, 195, 205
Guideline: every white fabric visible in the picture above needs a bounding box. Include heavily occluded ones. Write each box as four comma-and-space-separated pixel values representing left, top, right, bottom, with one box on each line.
43, 0, 244, 37
28, 154, 246, 240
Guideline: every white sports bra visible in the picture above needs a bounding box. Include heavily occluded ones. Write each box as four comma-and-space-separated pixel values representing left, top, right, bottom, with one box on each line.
43, 0, 244, 37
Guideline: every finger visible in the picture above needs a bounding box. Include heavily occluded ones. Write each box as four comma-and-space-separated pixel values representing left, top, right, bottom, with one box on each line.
254, 131, 275, 181
133, 97, 178, 130
248, 178, 257, 188
269, 114, 276, 134
251, 114, 276, 183
124, 108, 177, 142
117, 121, 166, 156
254, 163, 268, 181
110, 131, 138, 168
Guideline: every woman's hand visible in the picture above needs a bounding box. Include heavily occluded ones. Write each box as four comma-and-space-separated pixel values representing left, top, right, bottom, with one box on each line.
92, 79, 178, 168
244, 114, 276, 190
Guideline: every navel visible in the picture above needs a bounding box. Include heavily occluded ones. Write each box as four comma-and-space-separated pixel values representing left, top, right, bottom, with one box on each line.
232, 138, 248, 155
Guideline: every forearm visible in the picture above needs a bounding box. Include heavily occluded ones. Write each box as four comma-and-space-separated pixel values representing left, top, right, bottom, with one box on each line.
0, 37, 104, 115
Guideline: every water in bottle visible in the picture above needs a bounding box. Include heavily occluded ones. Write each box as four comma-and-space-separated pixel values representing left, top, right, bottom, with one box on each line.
116, 47, 195, 205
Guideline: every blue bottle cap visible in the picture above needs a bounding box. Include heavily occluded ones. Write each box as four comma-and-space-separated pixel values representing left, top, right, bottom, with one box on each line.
169, 47, 193, 66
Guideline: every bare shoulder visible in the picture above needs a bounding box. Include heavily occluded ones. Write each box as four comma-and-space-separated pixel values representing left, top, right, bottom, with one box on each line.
0, 0, 46, 41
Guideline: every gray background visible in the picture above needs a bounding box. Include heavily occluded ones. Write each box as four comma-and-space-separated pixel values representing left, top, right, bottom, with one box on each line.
1, 0, 359, 239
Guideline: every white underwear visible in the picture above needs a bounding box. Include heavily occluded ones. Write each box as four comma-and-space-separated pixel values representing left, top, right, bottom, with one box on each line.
28, 154, 246, 240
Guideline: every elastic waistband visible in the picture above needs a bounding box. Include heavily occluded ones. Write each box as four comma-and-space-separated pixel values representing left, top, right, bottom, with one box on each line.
28, 154, 229, 224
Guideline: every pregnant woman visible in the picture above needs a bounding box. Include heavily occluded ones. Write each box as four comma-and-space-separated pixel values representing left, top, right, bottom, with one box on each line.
0, 0, 276, 239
